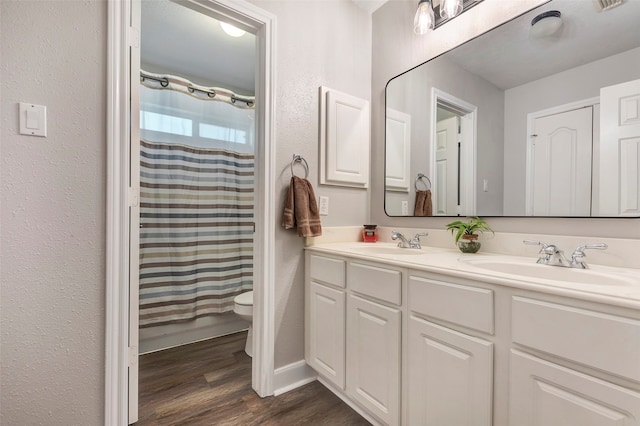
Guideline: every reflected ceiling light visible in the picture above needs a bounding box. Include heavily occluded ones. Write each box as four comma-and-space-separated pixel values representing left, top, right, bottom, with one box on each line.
530, 10, 563, 38
414, 0, 435, 35
220, 22, 245, 38
441, 0, 464, 19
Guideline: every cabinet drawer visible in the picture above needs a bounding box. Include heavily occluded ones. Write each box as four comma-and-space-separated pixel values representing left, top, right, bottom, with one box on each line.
309, 254, 346, 288
512, 297, 640, 381
349, 262, 402, 305
510, 350, 640, 425
409, 275, 494, 334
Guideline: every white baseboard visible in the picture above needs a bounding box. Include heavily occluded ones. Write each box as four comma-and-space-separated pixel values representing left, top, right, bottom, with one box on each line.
139, 315, 249, 354
273, 360, 317, 396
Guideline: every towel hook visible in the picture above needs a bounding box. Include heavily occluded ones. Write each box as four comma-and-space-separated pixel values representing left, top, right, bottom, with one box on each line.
415, 173, 431, 191
290, 154, 309, 179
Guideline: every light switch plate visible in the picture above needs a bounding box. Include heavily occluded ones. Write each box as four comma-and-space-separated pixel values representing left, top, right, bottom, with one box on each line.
19, 103, 47, 137
319, 196, 329, 216
401, 200, 409, 215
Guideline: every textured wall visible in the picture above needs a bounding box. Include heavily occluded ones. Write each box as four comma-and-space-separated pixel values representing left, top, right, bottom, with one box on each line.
249, 0, 372, 368
0, 1, 106, 425
371, 0, 639, 238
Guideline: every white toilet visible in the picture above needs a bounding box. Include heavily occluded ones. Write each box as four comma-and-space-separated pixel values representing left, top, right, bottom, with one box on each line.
233, 290, 253, 357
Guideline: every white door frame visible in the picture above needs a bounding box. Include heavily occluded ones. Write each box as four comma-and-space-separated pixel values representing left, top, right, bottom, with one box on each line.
430, 88, 477, 216
106, 0, 277, 424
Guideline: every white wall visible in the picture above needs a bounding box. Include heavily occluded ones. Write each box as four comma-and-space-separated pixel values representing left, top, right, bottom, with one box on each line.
503, 46, 640, 215
0, 1, 106, 424
1, 0, 371, 423
248, 0, 372, 369
371, 0, 639, 239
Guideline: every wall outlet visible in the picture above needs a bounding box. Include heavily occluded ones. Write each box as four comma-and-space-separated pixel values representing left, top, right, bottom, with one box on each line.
401, 200, 409, 215
319, 196, 329, 216
483, 179, 489, 192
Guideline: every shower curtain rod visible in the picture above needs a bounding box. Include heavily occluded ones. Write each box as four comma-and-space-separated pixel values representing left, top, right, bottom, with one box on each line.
140, 71, 255, 107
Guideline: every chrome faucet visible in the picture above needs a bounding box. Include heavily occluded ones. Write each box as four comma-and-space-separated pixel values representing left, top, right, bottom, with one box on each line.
569, 243, 608, 269
524, 240, 608, 269
392, 231, 428, 249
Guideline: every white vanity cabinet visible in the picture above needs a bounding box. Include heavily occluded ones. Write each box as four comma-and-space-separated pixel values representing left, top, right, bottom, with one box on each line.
305, 246, 640, 426
509, 296, 640, 425
347, 262, 402, 426
305, 253, 403, 425
407, 274, 494, 426
306, 253, 347, 390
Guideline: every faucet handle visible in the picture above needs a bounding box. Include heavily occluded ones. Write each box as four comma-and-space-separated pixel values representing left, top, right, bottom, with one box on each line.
572, 243, 608, 256
523, 240, 554, 253
410, 232, 428, 249
412, 232, 428, 241
524, 240, 558, 263
570, 243, 607, 269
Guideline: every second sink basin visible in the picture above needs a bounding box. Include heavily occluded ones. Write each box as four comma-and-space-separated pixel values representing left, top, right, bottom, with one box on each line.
460, 258, 637, 287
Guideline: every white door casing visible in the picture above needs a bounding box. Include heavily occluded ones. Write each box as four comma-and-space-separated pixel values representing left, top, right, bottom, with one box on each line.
106, 1, 277, 425
599, 78, 640, 216
527, 107, 593, 216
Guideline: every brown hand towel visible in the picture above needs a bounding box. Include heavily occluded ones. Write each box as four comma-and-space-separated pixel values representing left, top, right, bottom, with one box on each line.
414, 189, 433, 216
281, 176, 323, 237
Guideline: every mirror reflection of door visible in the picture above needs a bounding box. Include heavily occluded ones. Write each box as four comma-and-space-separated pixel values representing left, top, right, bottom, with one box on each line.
435, 113, 459, 215
527, 107, 593, 216
431, 92, 476, 217
599, 78, 640, 216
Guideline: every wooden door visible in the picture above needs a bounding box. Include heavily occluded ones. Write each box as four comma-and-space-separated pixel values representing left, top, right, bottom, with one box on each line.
407, 316, 493, 426
347, 295, 401, 425
599, 78, 640, 216
528, 107, 593, 216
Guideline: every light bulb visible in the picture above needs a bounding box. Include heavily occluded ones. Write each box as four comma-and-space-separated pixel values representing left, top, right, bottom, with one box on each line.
414, 0, 435, 35
440, 0, 463, 19
220, 22, 245, 38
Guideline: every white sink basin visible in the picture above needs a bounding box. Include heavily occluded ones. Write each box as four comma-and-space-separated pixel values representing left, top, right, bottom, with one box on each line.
460, 258, 637, 287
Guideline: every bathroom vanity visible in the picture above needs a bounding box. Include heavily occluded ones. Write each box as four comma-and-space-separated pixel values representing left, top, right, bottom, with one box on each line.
304, 242, 640, 426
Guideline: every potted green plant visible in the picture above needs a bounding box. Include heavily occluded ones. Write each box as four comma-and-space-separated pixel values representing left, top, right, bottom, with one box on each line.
446, 216, 494, 253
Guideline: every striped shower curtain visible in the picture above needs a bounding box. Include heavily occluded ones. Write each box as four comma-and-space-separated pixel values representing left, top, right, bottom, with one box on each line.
138, 139, 254, 328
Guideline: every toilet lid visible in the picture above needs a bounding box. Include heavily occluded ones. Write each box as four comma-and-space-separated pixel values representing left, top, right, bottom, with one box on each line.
235, 290, 253, 306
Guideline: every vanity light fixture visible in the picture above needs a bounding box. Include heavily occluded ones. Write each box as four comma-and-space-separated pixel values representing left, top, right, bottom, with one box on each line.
220, 22, 245, 38
530, 10, 563, 38
414, 0, 436, 35
414, 0, 483, 35
441, 0, 464, 19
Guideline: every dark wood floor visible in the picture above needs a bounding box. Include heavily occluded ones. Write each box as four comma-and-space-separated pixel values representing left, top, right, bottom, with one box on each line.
136, 331, 370, 425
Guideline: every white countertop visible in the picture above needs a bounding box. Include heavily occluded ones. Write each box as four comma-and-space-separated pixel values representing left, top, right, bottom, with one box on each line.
306, 242, 640, 310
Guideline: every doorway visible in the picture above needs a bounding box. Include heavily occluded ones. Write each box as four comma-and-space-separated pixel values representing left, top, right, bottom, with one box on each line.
106, 0, 276, 424
431, 88, 477, 216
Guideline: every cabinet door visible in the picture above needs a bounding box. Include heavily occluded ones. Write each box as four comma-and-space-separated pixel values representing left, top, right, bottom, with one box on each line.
347, 294, 401, 426
510, 350, 640, 426
407, 316, 493, 426
308, 281, 346, 389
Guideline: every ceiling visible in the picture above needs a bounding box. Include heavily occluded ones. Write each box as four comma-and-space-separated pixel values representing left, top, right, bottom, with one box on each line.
446, 0, 640, 89
141, 0, 256, 95
141, 0, 639, 95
